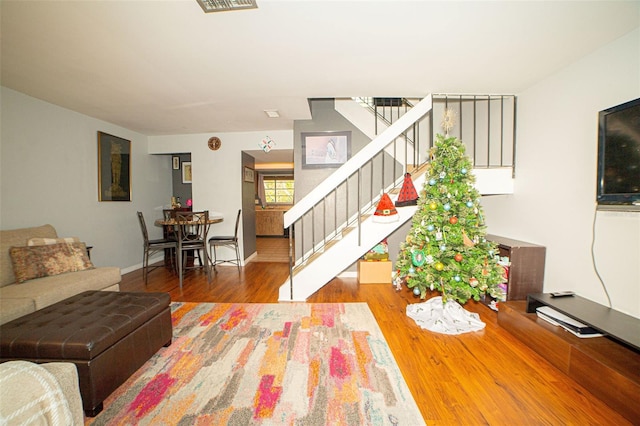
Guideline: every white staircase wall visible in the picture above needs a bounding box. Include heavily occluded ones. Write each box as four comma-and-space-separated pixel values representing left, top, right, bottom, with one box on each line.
474, 168, 514, 195
335, 98, 378, 139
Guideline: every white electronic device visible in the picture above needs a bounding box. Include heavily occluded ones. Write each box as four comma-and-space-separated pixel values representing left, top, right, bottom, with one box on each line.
536, 306, 604, 338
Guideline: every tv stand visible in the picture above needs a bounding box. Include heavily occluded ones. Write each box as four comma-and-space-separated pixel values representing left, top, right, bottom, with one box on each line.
498, 293, 640, 423
526, 293, 640, 351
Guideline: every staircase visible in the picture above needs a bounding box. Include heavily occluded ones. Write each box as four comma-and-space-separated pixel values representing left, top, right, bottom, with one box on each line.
278, 94, 516, 301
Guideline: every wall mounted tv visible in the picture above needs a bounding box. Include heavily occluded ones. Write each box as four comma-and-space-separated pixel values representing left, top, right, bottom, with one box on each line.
596, 97, 640, 211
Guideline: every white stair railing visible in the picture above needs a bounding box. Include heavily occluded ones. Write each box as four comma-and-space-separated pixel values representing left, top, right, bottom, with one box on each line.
280, 94, 517, 301
284, 96, 434, 229
282, 96, 434, 300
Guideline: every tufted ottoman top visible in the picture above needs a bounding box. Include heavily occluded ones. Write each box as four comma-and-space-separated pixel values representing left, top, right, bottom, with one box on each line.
0, 291, 170, 360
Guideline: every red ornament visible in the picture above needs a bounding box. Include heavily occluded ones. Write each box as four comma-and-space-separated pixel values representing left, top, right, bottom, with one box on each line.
449, 216, 458, 224
454, 253, 463, 262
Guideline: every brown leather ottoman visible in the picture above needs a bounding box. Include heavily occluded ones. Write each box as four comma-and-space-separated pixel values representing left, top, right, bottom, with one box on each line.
0, 291, 172, 417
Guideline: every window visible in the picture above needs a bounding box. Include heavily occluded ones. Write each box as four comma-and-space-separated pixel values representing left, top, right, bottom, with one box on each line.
263, 175, 294, 204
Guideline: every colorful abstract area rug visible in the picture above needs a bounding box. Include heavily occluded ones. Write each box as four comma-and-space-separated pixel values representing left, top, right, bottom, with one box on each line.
87, 302, 424, 425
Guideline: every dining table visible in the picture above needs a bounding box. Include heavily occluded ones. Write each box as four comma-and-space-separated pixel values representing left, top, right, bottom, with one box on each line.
154, 212, 224, 268
154, 212, 224, 227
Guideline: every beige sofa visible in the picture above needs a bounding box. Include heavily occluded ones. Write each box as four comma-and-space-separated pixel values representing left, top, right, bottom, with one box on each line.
0, 224, 121, 325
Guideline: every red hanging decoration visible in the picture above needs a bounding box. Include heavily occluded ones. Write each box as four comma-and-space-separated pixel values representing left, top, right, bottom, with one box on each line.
395, 173, 419, 207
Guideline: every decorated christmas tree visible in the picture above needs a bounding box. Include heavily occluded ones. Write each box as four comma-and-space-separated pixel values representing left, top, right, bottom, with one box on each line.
395, 131, 505, 305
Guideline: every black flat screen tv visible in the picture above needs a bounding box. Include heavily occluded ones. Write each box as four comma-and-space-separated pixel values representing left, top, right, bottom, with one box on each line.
596, 97, 640, 211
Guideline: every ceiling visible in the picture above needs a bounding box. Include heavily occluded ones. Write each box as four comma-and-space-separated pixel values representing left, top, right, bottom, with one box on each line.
245, 148, 294, 166
1, 1, 638, 137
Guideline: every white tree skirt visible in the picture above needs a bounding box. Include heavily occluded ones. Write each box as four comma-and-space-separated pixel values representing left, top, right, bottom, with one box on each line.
406, 296, 486, 335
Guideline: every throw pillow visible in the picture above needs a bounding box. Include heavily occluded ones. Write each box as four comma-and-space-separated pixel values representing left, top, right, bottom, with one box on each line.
27, 236, 80, 246
9, 242, 94, 283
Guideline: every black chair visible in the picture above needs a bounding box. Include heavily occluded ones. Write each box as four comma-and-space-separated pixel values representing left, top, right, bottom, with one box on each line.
176, 210, 212, 289
137, 211, 177, 284
209, 209, 242, 271
162, 209, 178, 241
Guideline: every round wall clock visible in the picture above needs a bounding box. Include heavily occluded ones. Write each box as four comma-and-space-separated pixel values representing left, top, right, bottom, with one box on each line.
208, 136, 222, 151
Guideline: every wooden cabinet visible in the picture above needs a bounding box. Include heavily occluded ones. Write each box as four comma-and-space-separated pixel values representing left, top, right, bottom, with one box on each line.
486, 234, 546, 302
255, 210, 284, 236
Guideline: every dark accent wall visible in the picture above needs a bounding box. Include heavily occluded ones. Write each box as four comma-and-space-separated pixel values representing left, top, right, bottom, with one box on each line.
171, 153, 192, 204
293, 99, 402, 270
241, 151, 256, 259
294, 99, 370, 200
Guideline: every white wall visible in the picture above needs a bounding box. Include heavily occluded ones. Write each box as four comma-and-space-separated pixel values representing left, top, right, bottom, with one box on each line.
2, 27, 637, 315
0, 87, 173, 272
148, 130, 294, 260
481, 28, 640, 318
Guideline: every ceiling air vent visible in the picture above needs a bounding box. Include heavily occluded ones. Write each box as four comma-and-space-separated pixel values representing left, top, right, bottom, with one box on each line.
196, 0, 257, 13
373, 98, 403, 107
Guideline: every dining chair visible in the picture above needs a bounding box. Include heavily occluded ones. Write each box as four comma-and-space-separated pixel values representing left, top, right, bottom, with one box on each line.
136, 211, 178, 284
176, 210, 212, 289
209, 209, 242, 271
162, 209, 179, 241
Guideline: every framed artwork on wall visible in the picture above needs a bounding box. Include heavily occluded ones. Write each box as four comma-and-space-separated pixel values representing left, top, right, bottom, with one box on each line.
172, 156, 180, 170
244, 166, 255, 183
182, 162, 192, 184
98, 131, 131, 201
301, 131, 351, 169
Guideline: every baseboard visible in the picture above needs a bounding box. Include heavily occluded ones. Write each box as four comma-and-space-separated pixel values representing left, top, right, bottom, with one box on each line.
121, 255, 163, 275
338, 271, 357, 278
244, 251, 257, 265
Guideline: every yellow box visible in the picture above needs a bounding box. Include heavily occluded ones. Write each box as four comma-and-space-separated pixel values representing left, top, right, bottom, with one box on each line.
358, 260, 392, 284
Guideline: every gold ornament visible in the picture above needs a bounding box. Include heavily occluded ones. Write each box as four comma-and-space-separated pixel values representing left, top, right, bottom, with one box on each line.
441, 108, 457, 136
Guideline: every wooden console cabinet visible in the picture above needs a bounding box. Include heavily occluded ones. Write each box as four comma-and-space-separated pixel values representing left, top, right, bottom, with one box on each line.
255, 209, 285, 236
486, 234, 546, 302
498, 295, 640, 423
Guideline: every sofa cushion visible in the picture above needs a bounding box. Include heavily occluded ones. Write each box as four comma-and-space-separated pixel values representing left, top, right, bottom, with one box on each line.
0, 267, 121, 310
9, 242, 94, 283
0, 224, 57, 287
0, 298, 35, 325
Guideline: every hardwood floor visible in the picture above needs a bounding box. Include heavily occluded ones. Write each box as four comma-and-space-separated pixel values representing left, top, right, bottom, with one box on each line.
253, 237, 290, 262
122, 262, 632, 425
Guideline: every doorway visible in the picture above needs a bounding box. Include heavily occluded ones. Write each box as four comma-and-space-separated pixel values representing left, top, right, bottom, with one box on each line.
243, 148, 294, 264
